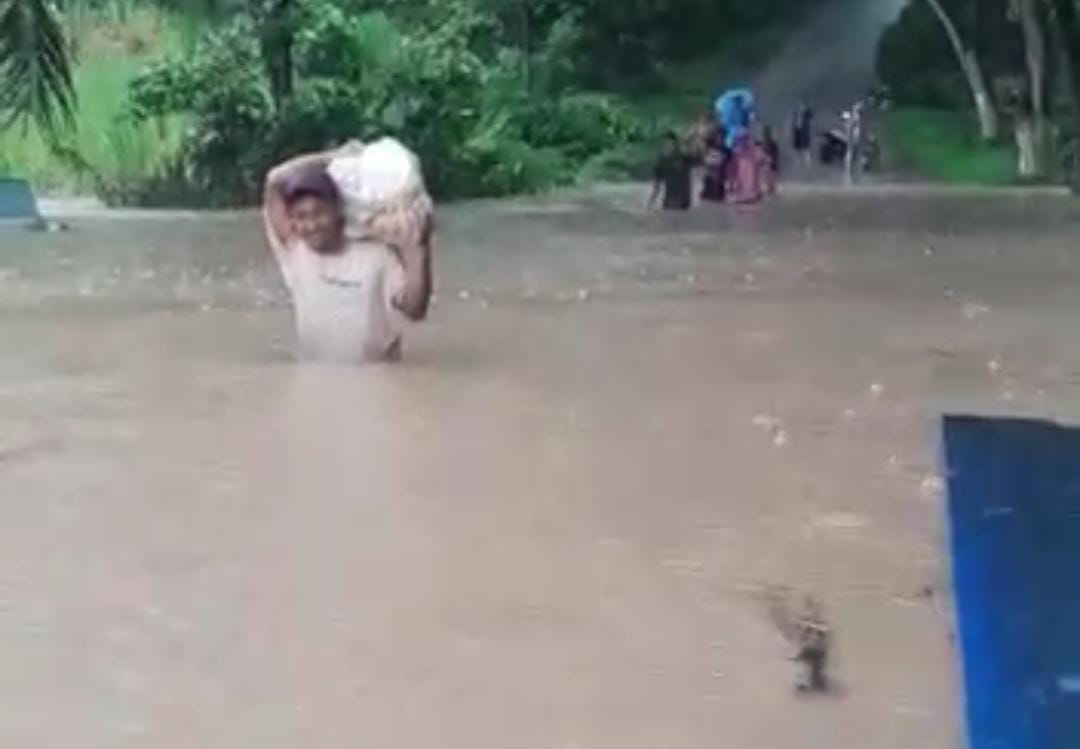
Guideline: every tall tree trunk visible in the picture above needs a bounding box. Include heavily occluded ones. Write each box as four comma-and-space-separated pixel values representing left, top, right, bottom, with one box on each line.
1015, 114, 1039, 177
924, 0, 1000, 140
1047, 0, 1080, 121
519, 0, 531, 93
964, 50, 1001, 142
1012, 0, 1049, 176
254, 0, 294, 112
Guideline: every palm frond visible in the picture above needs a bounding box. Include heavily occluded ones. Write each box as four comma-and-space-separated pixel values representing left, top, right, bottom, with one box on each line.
0, 0, 77, 136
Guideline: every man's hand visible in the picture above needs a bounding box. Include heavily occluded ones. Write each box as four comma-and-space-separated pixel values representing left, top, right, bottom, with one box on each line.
390, 216, 433, 321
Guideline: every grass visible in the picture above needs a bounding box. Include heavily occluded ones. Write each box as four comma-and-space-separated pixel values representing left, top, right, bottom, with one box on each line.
0, 2, 197, 195
882, 107, 1017, 186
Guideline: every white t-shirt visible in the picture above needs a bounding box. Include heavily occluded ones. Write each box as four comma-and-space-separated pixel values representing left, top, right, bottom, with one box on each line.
267, 224, 407, 364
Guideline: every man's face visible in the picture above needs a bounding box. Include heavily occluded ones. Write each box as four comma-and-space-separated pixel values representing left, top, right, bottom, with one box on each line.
288, 195, 343, 254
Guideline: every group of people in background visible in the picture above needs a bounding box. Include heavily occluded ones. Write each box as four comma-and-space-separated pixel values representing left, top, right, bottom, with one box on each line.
650, 92, 780, 212
650, 91, 885, 210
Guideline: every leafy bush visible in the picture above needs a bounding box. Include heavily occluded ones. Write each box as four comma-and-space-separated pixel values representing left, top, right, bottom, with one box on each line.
112, 0, 655, 205
125, 15, 273, 204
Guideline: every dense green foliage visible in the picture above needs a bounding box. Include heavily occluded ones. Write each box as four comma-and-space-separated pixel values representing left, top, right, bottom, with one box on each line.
0, 0, 824, 204
117, 0, 821, 206
877, 0, 1022, 109
874, 0, 1080, 184
116, 0, 644, 204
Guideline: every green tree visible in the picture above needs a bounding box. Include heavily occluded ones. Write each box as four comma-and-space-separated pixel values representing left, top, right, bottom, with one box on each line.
250, 0, 295, 111
1046, 0, 1080, 124
0, 0, 76, 137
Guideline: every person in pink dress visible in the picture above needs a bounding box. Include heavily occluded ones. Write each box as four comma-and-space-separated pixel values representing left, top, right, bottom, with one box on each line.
728, 131, 763, 205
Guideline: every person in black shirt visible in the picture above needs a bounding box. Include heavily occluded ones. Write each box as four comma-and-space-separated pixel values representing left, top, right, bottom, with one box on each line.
700, 123, 728, 203
791, 102, 814, 166
649, 132, 694, 211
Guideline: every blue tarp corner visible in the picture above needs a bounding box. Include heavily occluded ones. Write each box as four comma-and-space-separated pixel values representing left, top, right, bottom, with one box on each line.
944, 415, 1080, 749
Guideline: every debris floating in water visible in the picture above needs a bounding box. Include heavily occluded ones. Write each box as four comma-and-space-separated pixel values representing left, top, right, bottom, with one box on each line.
576, 288, 591, 302
763, 589, 833, 694
962, 302, 990, 321
987, 359, 1002, 374
458, 289, 471, 301
920, 475, 945, 501
869, 382, 884, 398
752, 414, 787, 446
752, 414, 780, 431
814, 512, 868, 531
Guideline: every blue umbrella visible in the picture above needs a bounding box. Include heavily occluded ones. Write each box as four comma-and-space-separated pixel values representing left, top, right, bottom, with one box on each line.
714, 88, 756, 148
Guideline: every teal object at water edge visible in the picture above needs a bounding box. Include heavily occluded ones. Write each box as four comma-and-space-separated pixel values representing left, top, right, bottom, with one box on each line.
0, 178, 45, 227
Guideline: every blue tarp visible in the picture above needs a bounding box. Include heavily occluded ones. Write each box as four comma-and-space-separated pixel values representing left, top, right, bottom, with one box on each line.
944, 415, 1080, 749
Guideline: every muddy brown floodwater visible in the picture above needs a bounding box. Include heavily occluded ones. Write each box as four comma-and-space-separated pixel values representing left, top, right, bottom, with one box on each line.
2, 184, 1080, 747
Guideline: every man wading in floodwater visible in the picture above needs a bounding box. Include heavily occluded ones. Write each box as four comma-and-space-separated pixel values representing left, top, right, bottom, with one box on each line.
262, 140, 433, 364
649, 132, 695, 211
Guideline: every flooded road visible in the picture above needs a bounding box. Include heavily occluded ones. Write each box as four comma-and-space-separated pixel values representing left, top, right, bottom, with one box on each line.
2, 185, 1080, 747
